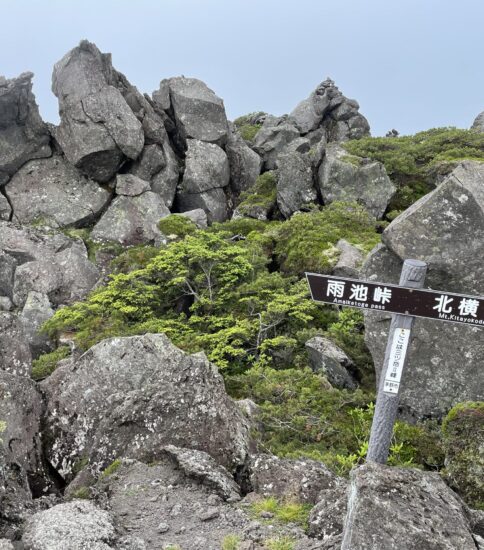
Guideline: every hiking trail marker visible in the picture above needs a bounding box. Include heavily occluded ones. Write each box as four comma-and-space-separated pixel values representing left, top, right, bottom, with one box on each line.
306, 259, 484, 464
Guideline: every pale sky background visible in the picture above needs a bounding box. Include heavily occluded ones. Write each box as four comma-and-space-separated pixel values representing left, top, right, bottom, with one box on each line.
1, 0, 482, 136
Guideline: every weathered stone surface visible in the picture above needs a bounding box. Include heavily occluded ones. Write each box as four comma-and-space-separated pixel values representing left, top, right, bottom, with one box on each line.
52, 40, 144, 182
253, 122, 300, 170
179, 208, 208, 228
333, 239, 364, 278
0, 540, 14, 550
180, 139, 230, 193
6, 155, 112, 227
289, 78, 338, 134
115, 173, 151, 196
91, 191, 170, 246
0, 297, 12, 311
0, 313, 31, 376
0, 194, 10, 221
318, 144, 395, 218
250, 454, 342, 505
22, 500, 116, 550
305, 336, 357, 390
177, 187, 229, 224
41, 334, 251, 481
0, 72, 51, 185
471, 111, 484, 132
341, 462, 477, 550
363, 162, 484, 419
226, 125, 261, 194
163, 77, 229, 145
308, 483, 348, 541
276, 151, 316, 217
20, 292, 54, 358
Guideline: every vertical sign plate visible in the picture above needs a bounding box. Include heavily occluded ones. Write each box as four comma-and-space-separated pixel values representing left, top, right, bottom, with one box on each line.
383, 328, 411, 394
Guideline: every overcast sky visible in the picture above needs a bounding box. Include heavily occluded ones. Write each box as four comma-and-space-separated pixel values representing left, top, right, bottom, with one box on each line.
1, 0, 483, 136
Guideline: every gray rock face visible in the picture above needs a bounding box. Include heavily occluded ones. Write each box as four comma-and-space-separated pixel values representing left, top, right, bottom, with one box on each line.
6, 155, 112, 227
0, 313, 31, 376
0, 72, 51, 185
20, 292, 54, 358
471, 111, 484, 132
226, 126, 261, 194
179, 208, 208, 228
52, 40, 144, 182
276, 151, 317, 217
333, 239, 364, 278
308, 482, 348, 542
177, 140, 230, 223
250, 454, 343, 505
22, 500, 117, 550
0, 194, 10, 221
91, 191, 170, 246
41, 334, 251, 481
318, 144, 395, 218
341, 463, 478, 550
363, 162, 484, 419
253, 122, 300, 170
305, 336, 357, 390
289, 78, 370, 140
162, 77, 229, 145
0, 540, 14, 550
115, 173, 151, 196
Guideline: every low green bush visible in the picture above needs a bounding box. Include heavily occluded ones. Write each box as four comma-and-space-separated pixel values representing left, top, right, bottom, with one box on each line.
31, 346, 70, 381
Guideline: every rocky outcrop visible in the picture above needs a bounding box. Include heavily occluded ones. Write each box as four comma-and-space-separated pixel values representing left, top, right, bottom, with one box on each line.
276, 151, 316, 218
52, 40, 144, 182
305, 336, 357, 389
471, 111, 484, 132
253, 119, 301, 170
0, 313, 31, 376
0, 72, 51, 186
6, 155, 112, 228
341, 463, 478, 550
157, 77, 229, 147
19, 292, 54, 358
289, 78, 370, 141
226, 125, 261, 194
363, 161, 484, 419
318, 144, 395, 218
332, 239, 364, 278
115, 174, 150, 196
91, 190, 170, 245
41, 334, 252, 482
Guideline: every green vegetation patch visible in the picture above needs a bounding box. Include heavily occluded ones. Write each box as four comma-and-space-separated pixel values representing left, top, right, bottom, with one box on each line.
234, 112, 265, 142
31, 345, 71, 381
264, 536, 295, 550
237, 171, 277, 215
343, 127, 484, 212
158, 214, 198, 239
101, 458, 122, 478
251, 496, 312, 530
222, 534, 241, 550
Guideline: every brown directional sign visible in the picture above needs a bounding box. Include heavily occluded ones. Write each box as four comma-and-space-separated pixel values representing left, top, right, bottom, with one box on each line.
306, 273, 484, 327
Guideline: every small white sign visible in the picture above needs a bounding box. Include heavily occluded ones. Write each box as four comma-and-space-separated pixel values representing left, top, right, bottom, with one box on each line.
383, 328, 411, 394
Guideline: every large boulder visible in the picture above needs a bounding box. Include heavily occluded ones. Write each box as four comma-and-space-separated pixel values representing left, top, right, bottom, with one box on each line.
6, 155, 112, 227
363, 161, 484, 419
0, 313, 31, 376
91, 190, 170, 246
177, 139, 230, 222
41, 334, 252, 482
158, 77, 229, 146
341, 462, 478, 550
332, 239, 364, 278
0, 72, 51, 186
19, 292, 54, 358
471, 111, 484, 132
253, 120, 300, 170
318, 144, 395, 218
276, 151, 317, 217
289, 78, 370, 140
226, 125, 261, 194
52, 40, 144, 182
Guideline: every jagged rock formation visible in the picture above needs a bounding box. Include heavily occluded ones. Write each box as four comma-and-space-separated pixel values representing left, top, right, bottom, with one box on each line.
471, 111, 484, 132
363, 161, 484, 419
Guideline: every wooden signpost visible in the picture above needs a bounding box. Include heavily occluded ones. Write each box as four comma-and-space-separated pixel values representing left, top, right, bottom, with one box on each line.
306, 259, 484, 464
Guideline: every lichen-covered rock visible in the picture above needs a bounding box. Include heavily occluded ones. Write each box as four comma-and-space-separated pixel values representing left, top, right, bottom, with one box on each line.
91, 191, 170, 246
52, 40, 144, 182
250, 454, 342, 505
332, 239, 364, 278
0, 540, 14, 550
442, 402, 484, 509
179, 208, 208, 228
318, 144, 395, 218
253, 121, 300, 170
0, 313, 31, 376
0, 72, 51, 185
363, 162, 484, 419
19, 292, 54, 358
307, 482, 348, 541
276, 151, 317, 218
305, 336, 357, 390
41, 334, 252, 482
22, 500, 117, 550
471, 111, 484, 132
226, 125, 261, 194
0, 194, 10, 221
115, 173, 151, 196
161, 77, 229, 146
177, 187, 229, 224
341, 462, 477, 550
6, 155, 112, 227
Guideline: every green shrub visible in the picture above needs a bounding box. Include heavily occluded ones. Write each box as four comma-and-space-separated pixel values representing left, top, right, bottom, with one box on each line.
158, 214, 198, 239
234, 112, 265, 142
442, 401, 484, 509
237, 172, 277, 214
110, 245, 159, 274
264, 537, 295, 550
222, 534, 241, 550
101, 458, 122, 478
31, 346, 71, 381
343, 127, 484, 212
271, 202, 380, 275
